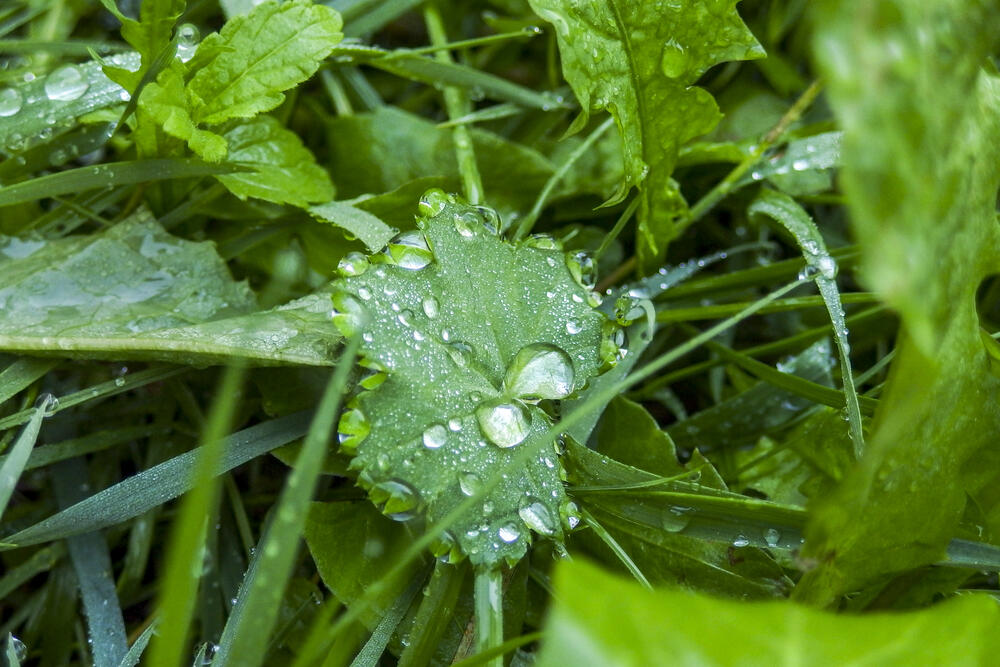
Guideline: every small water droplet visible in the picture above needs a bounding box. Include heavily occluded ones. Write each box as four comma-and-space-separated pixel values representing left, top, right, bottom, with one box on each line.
371, 479, 420, 521
446, 340, 474, 367
476, 399, 531, 448
448, 418, 462, 431
418, 188, 450, 217
331, 291, 367, 337
565, 319, 583, 335
518, 497, 556, 536
337, 251, 369, 277
422, 295, 439, 318
498, 522, 521, 543
504, 342, 575, 400
732, 535, 750, 547
337, 408, 370, 454
35, 392, 59, 416
422, 423, 447, 449
176, 23, 200, 62
0, 88, 23, 116
44, 64, 89, 101
792, 158, 810, 171
764, 528, 781, 547
385, 230, 433, 270
566, 250, 596, 289
815, 254, 838, 280
458, 471, 483, 496
660, 38, 688, 77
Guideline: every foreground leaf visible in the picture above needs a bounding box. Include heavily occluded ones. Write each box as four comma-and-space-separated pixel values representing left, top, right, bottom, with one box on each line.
527, 0, 764, 269
333, 191, 620, 567
538, 559, 1000, 666
0, 210, 341, 365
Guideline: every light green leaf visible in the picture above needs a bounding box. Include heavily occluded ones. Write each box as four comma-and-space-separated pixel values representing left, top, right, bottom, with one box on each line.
527, 0, 764, 270
217, 115, 335, 206
102, 0, 185, 90
140, 65, 228, 161
309, 200, 398, 252
795, 0, 1000, 604
187, 0, 343, 125
0, 209, 342, 366
333, 191, 620, 567
538, 559, 1000, 666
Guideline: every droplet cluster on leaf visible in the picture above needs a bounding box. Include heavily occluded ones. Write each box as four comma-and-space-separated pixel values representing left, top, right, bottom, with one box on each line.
331, 189, 624, 567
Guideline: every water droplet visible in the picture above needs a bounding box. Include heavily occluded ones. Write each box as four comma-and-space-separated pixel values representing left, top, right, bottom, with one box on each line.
792, 158, 810, 171
418, 188, 450, 217
337, 408, 370, 454
732, 535, 750, 547
566, 250, 596, 289
565, 318, 583, 335
446, 340, 474, 367
422, 423, 447, 449
525, 234, 560, 250
176, 23, 200, 62
44, 65, 88, 101
385, 230, 433, 270
498, 522, 521, 543
764, 528, 781, 547
660, 38, 688, 78
9, 636, 26, 661
504, 343, 575, 400
797, 264, 819, 281
337, 251, 369, 277
815, 254, 838, 280
35, 392, 59, 416
422, 295, 439, 318
331, 291, 367, 337
518, 497, 556, 536
371, 479, 420, 521
397, 309, 416, 327
476, 399, 531, 448
475, 206, 501, 235
458, 471, 483, 496
0, 88, 23, 116
560, 500, 581, 529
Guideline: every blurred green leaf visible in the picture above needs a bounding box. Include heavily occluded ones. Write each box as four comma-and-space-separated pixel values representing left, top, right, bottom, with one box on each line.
538, 559, 1000, 667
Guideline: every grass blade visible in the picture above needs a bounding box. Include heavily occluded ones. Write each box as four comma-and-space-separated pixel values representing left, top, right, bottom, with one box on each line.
148, 366, 245, 667
1, 410, 311, 548
0, 396, 49, 519
117, 620, 157, 667
213, 336, 359, 667
0, 358, 58, 407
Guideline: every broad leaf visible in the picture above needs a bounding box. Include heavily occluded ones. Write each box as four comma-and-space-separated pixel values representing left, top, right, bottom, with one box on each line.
795, 0, 1000, 604
0, 209, 341, 366
527, 0, 764, 270
218, 115, 335, 206
332, 190, 620, 567
538, 559, 1000, 666
309, 200, 398, 253
99, 0, 185, 90
186, 0, 343, 125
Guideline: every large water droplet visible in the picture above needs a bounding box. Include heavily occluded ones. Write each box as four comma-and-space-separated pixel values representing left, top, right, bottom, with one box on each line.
475, 399, 531, 448
815, 254, 838, 280
660, 38, 688, 78
331, 291, 367, 337
498, 521, 521, 543
422, 423, 447, 449
418, 188, 450, 217
566, 250, 596, 289
0, 88, 23, 117
35, 392, 59, 416
446, 341, 474, 367
474, 206, 501, 235
453, 211, 480, 237
44, 65, 89, 101
176, 23, 200, 62
371, 479, 420, 521
337, 251, 369, 277
337, 407, 370, 454
518, 497, 556, 536
385, 230, 433, 270
458, 471, 483, 496
565, 319, 583, 335
764, 527, 781, 547
504, 343, 575, 400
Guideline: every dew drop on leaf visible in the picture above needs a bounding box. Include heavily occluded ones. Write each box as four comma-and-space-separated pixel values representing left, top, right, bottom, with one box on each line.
447, 417, 462, 431
421, 295, 439, 318
764, 527, 781, 547
475, 399, 531, 448
0, 88, 23, 117
518, 496, 556, 536
732, 535, 750, 547
458, 471, 484, 496
660, 38, 688, 78
504, 342, 575, 400
565, 318, 583, 335
422, 423, 448, 449
498, 521, 521, 543
566, 250, 596, 289
44, 65, 89, 101
453, 211, 479, 237
446, 340, 474, 367
34, 392, 59, 416
337, 407, 370, 454
418, 188, 451, 217
371, 479, 420, 520
331, 291, 367, 337
176, 23, 200, 62
385, 230, 433, 270
337, 251, 369, 277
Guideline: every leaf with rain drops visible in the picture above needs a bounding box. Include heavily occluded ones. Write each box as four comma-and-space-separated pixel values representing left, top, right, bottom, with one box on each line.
331, 190, 623, 567
526, 0, 764, 270
537, 559, 1000, 666
0, 209, 341, 365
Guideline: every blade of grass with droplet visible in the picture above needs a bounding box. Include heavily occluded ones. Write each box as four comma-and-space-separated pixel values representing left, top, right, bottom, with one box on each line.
213, 336, 358, 667
0, 399, 48, 519
148, 366, 244, 667
0, 410, 311, 549
118, 620, 157, 667
52, 458, 128, 667
748, 188, 864, 456
0, 158, 244, 207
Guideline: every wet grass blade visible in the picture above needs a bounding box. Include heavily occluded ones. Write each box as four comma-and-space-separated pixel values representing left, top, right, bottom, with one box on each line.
0, 397, 48, 519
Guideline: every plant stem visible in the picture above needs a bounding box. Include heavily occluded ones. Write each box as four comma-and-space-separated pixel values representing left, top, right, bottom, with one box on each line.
513, 115, 614, 240
594, 196, 639, 261
423, 4, 484, 205
474, 567, 504, 667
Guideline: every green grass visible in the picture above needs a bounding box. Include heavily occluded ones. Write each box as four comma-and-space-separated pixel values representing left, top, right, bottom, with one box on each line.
2, 0, 1000, 665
